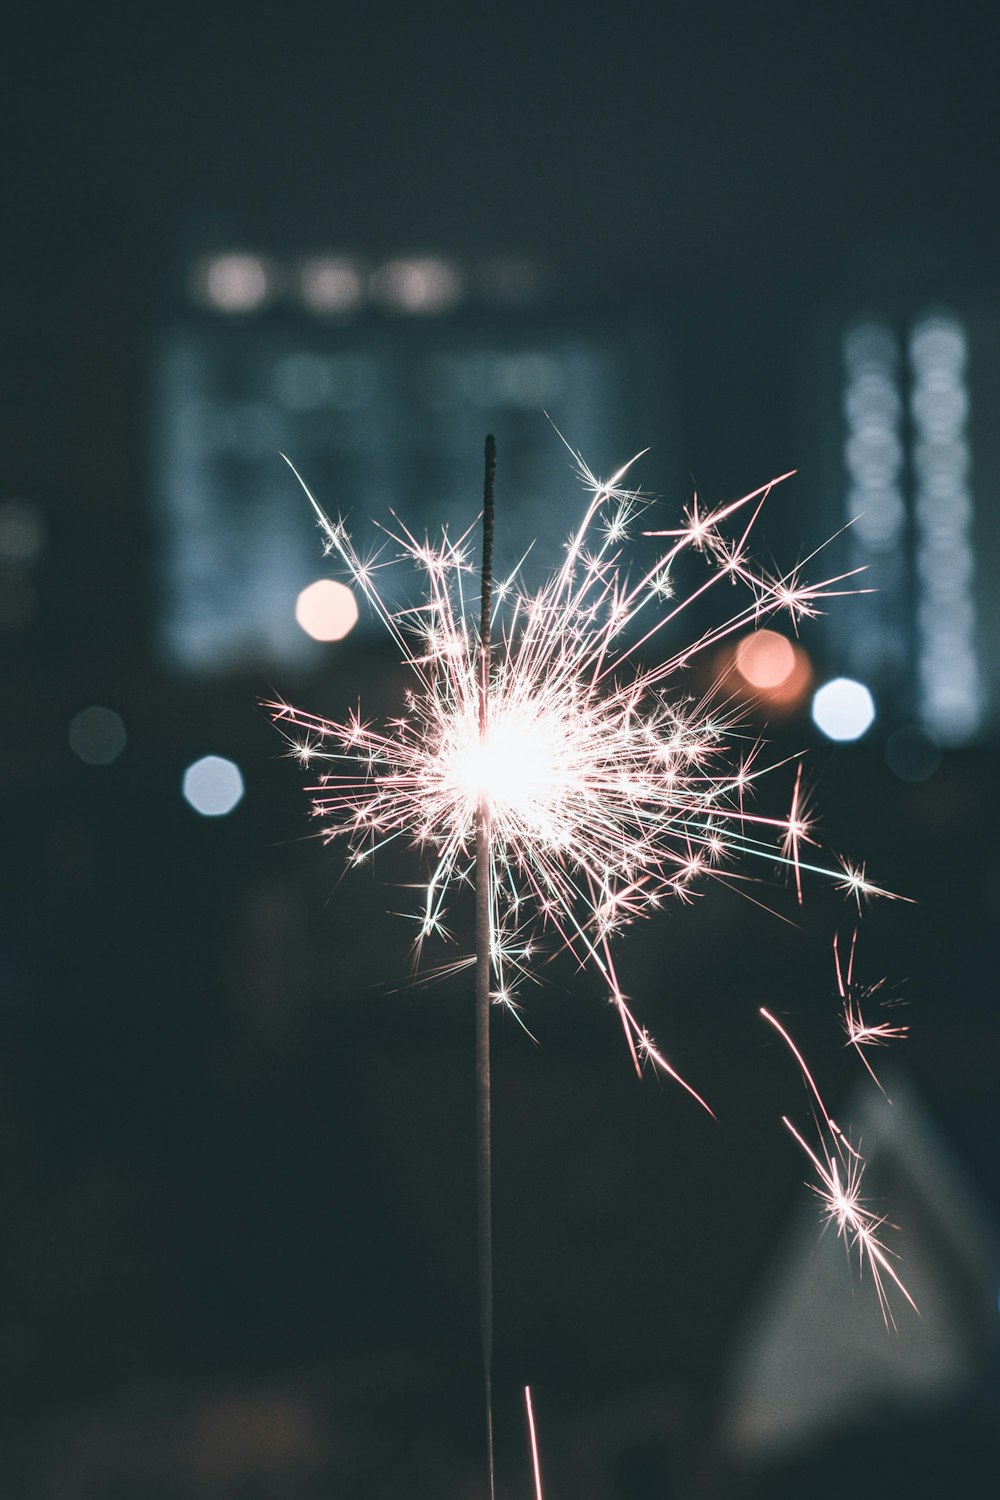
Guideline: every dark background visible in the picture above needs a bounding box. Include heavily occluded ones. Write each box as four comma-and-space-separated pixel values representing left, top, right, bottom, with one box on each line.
4, 3, 1000, 1495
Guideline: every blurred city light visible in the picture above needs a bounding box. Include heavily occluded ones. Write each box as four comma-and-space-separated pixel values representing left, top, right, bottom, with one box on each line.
811, 677, 875, 741
272, 352, 332, 410
0, 497, 46, 563
885, 724, 943, 782
369, 256, 463, 315
69, 706, 127, 765
836, 309, 986, 748
422, 349, 563, 410
182, 755, 245, 816
294, 579, 359, 641
297, 256, 365, 317
272, 352, 376, 412
909, 313, 982, 743
191, 254, 274, 313
837, 321, 909, 695
843, 323, 906, 552
720, 631, 812, 716
735, 629, 796, 690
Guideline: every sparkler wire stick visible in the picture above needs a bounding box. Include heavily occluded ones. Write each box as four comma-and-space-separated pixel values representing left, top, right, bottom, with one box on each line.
477, 434, 497, 1500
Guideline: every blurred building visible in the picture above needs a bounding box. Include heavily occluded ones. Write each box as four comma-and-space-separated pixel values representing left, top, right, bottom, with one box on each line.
153, 246, 671, 675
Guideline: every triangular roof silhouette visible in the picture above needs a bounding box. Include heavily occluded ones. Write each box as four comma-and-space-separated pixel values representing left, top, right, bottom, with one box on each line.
719, 1070, 1000, 1465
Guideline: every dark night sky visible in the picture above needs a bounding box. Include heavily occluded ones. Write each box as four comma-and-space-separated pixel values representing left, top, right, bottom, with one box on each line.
3, 4, 1000, 1495
9, 2, 1000, 272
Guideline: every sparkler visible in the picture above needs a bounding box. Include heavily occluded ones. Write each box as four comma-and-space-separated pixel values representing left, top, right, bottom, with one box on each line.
269, 433, 902, 1486
271, 440, 877, 1093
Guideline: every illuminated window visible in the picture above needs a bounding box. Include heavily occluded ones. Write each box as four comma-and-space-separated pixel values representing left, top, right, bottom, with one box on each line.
296, 256, 365, 318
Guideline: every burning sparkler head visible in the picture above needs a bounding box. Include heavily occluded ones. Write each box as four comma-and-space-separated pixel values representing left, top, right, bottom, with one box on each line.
271, 440, 877, 1095
436, 696, 575, 832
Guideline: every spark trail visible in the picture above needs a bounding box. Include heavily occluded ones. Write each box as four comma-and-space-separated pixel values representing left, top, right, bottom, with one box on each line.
761, 1006, 917, 1325
835, 927, 909, 1096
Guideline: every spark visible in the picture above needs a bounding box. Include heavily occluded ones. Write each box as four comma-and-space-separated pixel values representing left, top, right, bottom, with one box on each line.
761, 1006, 917, 1326
782, 762, 817, 905
838, 856, 896, 908
835, 928, 908, 1096
271, 443, 878, 1101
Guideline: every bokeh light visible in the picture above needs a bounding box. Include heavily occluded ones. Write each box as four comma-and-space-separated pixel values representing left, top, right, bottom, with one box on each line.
885, 724, 942, 782
811, 678, 876, 741
716, 632, 812, 716
909, 312, 982, 742
295, 579, 359, 641
369, 257, 463, 315
0, 497, 46, 563
191, 254, 273, 313
69, 706, 127, 765
297, 256, 365, 317
182, 755, 245, 816
735, 629, 796, 689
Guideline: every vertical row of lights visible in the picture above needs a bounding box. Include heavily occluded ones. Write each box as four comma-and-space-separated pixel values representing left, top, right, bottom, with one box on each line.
909, 315, 982, 744
841, 322, 907, 676
803, 321, 906, 744
840, 309, 983, 752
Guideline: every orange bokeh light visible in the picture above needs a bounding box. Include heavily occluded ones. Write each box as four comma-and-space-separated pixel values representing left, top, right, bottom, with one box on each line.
735, 629, 796, 689
712, 629, 813, 716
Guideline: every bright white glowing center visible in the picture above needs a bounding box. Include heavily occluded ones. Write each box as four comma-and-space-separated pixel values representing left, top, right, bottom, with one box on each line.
442, 707, 571, 829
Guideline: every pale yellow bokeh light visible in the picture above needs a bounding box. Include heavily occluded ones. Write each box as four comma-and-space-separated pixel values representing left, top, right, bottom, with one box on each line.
735, 629, 796, 689
295, 579, 359, 641
369, 257, 463, 315
195, 253, 272, 312
298, 256, 365, 316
